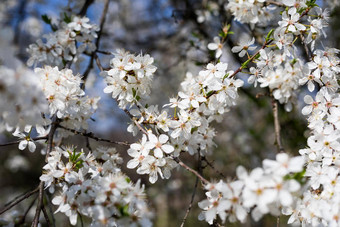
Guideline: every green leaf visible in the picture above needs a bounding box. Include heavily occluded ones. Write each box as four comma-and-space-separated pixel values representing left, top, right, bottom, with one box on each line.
118, 204, 130, 217
191, 32, 200, 38
125, 177, 131, 183
206, 91, 214, 97
306, 0, 318, 7
195, 61, 205, 66
63, 13, 72, 23
132, 88, 137, 97
75, 160, 84, 170
222, 73, 230, 80
290, 58, 297, 65
218, 31, 226, 38
284, 169, 306, 184
241, 58, 252, 69
266, 29, 275, 42
41, 14, 51, 24
191, 127, 198, 133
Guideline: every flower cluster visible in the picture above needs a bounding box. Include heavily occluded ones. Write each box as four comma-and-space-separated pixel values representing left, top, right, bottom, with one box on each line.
126, 62, 243, 183
285, 83, 340, 225
101, 50, 157, 109
0, 66, 48, 132
35, 66, 99, 130
198, 153, 305, 225
256, 51, 304, 111
127, 133, 177, 184
246, 2, 331, 111
225, 0, 276, 26
40, 146, 152, 226
300, 48, 340, 93
3, 0, 340, 226
27, 15, 99, 68
197, 1, 340, 226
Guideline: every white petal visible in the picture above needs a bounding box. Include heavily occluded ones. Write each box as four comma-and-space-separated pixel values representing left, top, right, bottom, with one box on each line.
18, 140, 27, 150
28, 141, 36, 152
161, 144, 174, 154
127, 159, 139, 169
301, 105, 312, 115
154, 148, 163, 158
159, 134, 168, 144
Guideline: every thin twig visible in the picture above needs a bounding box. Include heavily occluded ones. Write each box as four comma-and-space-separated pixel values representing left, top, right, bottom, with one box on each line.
16, 195, 38, 225
58, 125, 130, 146
94, 53, 104, 71
82, 0, 110, 86
271, 97, 284, 152
180, 152, 202, 227
174, 157, 209, 185
206, 39, 273, 99
85, 132, 92, 151
79, 212, 84, 227
0, 187, 39, 215
41, 203, 51, 227
264, 1, 284, 7
79, 0, 95, 16
32, 182, 44, 227
45, 193, 56, 227
13, 0, 28, 45
300, 34, 311, 60
201, 156, 226, 178
95, 0, 109, 49
0, 136, 48, 147
96, 50, 113, 55
180, 176, 198, 227
3, 188, 34, 207
32, 119, 58, 227
123, 109, 149, 135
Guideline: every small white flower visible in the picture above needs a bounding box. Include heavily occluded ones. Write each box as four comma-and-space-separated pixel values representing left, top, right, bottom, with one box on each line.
147, 133, 174, 158
207, 36, 223, 58
231, 37, 256, 57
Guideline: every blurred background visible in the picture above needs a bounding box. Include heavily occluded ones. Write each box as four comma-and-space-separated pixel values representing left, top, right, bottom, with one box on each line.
0, 0, 339, 226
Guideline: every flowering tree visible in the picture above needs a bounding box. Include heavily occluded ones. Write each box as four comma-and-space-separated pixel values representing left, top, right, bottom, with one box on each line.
1, 0, 340, 226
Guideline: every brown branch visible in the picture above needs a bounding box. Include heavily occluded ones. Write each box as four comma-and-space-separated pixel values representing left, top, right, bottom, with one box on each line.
16, 195, 38, 225
264, 1, 284, 7
45, 193, 56, 227
0, 136, 48, 147
82, 0, 110, 86
94, 53, 104, 71
32, 119, 58, 227
229, 39, 273, 79
174, 157, 209, 185
58, 125, 130, 146
180, 175, 198, 227
180, 152, 203, 227
206, 39, 273, 100
271, 97, 284, 152
0, 187, 39, 215
85, 132, 93, 151
201, 156, 226, 179
123, 109, 149, 135
95, 0, 110, 49
41, 203, 51, 227
79, 0, 95, 16
13, 0, 28, 45
96, 50, 113, 55
78, 212, 84, 227
300, 34, 311, 61
31, 178, 45, 226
